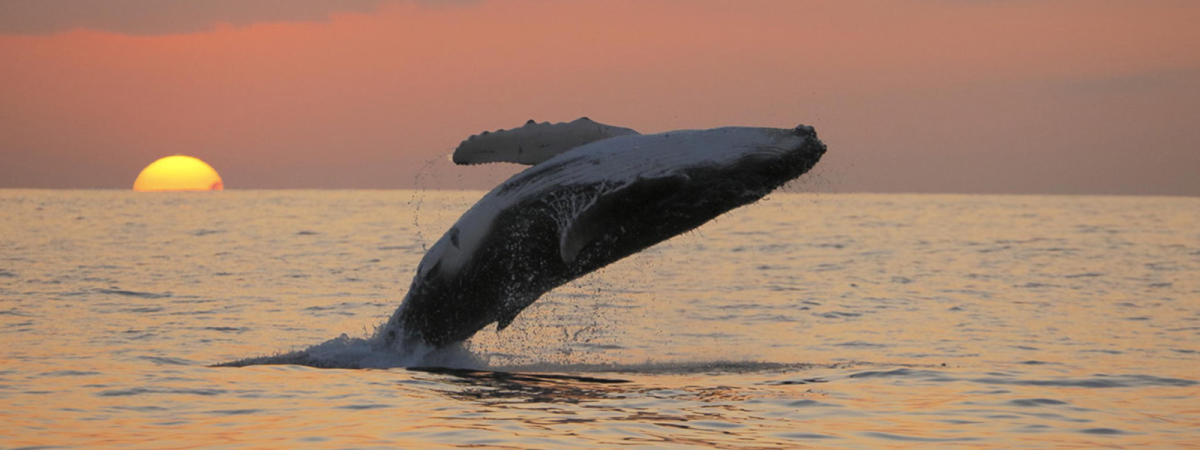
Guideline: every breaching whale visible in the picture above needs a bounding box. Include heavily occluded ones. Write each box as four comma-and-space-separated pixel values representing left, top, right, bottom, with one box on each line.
377, 118, 827, 352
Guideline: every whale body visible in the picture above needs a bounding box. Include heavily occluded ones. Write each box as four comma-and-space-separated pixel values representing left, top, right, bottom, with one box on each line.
378, 119, 827, 351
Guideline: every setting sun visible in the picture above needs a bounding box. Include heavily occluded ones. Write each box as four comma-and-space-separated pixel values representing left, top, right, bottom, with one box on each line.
132, 155, 224, 192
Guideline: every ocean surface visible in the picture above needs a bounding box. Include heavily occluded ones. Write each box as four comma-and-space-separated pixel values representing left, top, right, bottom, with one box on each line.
1, 189, 1198, 449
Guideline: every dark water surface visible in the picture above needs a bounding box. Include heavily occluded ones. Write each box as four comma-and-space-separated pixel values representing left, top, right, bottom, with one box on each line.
1, 190, 1197, 448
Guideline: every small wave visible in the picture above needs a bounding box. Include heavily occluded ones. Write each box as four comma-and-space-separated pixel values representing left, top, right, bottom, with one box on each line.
815, 311, 862, 319
845, 367, 1198, 388
492, 361, 839, 376
0, 308, 33, 317
138, 356, 198, 366
122, 306, 165, 313
202, 326, 247, 333
98, 387, 225, 397
1008, 398, 1070, 407
415, 367, 636, 405
1079, 427, 1129, 435
975, 374, 1197, 388
302, 301, 388, 313
848, 368, 956, 383
208, 409, 264, 416
377, 245, 416, 251
862, 432, 978, 443
1017, 282, 1059, 289
411, 367, 631, 385
784, 399, 840, 408
98, 289, 172, 299
777, 432, 839, 440
832, 341, 888, 348
335, 404, 393, 410
1016, 360, 1059, 365
40, 370, 101, 377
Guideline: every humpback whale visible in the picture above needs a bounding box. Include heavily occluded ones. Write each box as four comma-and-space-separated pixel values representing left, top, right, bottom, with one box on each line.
377, 118, 827, 352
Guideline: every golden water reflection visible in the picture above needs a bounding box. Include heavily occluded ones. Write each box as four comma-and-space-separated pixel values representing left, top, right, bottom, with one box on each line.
1, 190, 1197, 448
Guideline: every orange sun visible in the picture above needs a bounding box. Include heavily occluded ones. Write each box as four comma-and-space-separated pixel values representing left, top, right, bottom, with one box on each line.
133, 155, 224, 192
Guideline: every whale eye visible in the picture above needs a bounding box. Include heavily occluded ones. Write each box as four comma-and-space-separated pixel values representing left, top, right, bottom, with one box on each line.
448, 227, 461, 249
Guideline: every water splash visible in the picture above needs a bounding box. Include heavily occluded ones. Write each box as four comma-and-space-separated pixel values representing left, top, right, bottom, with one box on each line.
215, 330, 486, 369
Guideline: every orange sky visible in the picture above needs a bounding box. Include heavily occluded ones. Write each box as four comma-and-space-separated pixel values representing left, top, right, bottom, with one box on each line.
1, 0, 1198, 194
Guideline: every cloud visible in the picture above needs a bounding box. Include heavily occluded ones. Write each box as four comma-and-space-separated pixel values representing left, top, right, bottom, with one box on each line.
0, 0, 472, 36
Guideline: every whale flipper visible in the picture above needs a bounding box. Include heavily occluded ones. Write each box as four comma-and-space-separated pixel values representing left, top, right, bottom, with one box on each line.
559, 175, 691, 264
496, 292, 535, 331
453, 117, 639, 166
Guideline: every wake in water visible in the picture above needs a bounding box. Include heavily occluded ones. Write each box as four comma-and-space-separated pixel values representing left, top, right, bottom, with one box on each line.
219, 119, 826, 369
216, 333, 482, 369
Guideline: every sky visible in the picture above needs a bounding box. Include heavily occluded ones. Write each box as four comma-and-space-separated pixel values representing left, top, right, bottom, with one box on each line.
1, 0, 1197, 195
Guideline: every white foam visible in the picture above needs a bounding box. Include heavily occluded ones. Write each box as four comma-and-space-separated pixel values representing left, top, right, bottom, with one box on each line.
237, 334, 484, 369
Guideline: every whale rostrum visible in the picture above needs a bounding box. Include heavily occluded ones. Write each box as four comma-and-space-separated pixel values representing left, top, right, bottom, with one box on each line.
379, 118, 827, 351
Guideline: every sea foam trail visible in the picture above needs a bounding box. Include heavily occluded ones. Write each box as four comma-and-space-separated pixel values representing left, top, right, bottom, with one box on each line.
217, 334, 842, 373
215, 333, 487, 369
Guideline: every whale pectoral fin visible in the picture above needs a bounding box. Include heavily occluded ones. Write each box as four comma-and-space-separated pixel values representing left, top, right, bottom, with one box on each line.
496, 294, 538, 331
496, 308, 519, 331
559, 175, 690, 264
454, 117, 640, 166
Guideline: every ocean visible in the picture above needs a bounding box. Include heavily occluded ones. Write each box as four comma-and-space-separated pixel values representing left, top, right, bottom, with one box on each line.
1, 189, 1197, 449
